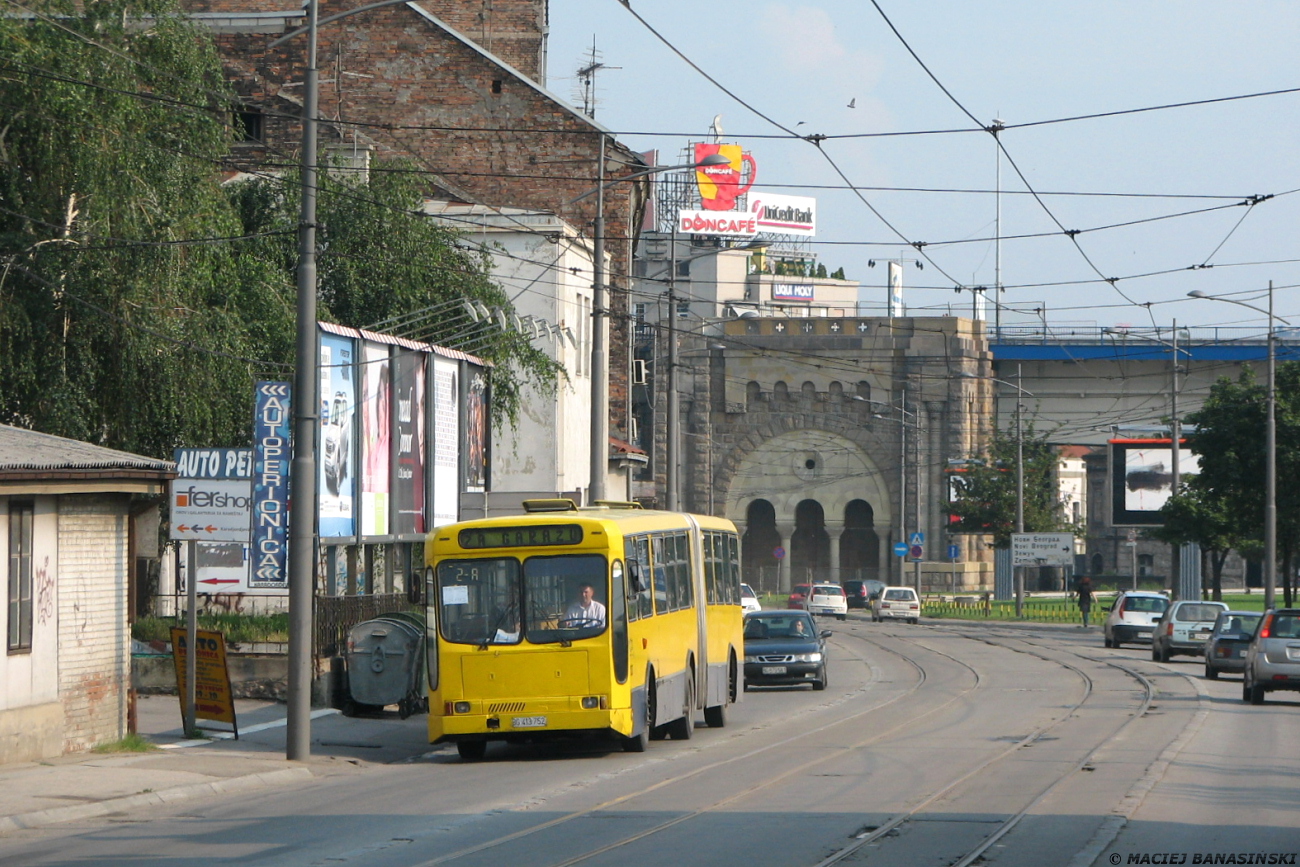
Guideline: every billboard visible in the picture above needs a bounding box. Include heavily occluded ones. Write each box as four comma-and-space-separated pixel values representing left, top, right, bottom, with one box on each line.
392, 350, 426, 536
319, 333, 356, 537
251, 381, 291, 587
359, 342, 391, 536
464, 367, 489, 492
694, 142, 756, 211
1110, 439, 1200, 526
432, 358, 460, 528
772, 284, 815, 301
677, 210, 760, 237
749, 192, 816, 236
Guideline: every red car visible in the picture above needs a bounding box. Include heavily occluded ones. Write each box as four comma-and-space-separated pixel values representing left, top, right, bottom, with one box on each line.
787, 584, 812, 610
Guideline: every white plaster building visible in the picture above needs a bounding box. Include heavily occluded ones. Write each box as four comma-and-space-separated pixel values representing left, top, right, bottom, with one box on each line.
426, 203, 644, 510
0, 425, 172, 763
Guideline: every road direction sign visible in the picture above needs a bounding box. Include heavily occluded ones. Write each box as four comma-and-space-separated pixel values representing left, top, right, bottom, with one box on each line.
948, 544, 961, 560
909, 531, 925, 546
1011, 532, 1075, 567
893, 542, 909, 557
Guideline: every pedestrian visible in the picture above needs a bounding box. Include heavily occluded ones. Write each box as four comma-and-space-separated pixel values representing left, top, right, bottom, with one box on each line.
1076, 575, 1094, 628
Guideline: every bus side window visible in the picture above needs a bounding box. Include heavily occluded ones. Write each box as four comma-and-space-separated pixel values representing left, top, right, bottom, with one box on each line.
726, 533, 741, 605
675, 532, 693, 610
703, 532, 717, 605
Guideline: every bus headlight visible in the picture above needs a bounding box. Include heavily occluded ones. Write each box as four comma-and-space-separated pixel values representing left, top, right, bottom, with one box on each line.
581, 696, 601, 709
453, 701, 471, 714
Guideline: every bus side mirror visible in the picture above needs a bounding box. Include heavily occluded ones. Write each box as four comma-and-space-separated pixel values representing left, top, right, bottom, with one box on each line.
628, 560, 645, 593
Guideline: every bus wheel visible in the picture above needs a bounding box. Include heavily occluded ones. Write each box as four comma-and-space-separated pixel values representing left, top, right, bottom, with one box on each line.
457, 740, 487, 761
624, 676, 654, 752
669, 676, 695, 740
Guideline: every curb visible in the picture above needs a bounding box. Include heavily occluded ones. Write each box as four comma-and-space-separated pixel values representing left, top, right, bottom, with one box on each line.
0, 766, 314, 836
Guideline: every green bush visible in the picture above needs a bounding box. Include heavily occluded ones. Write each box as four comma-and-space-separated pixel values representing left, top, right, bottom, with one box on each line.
133, 613, 290, 645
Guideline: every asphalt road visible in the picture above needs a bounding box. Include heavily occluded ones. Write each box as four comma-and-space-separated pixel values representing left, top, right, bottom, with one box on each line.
2, 616, 1298, 866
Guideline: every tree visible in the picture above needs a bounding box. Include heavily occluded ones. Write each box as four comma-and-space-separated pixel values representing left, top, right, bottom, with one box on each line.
224, 164, 561, 431
948, 424, 1073, 548
1181, 364, 1300, 606
1149, 478, 1238, 600
0, 0, 290, 455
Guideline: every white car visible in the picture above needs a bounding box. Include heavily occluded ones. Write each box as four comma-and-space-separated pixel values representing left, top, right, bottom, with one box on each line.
1103, 590, 1170, 648
807, 584, 848, 621
872, 586, 921, 624
740, 583, 762, 614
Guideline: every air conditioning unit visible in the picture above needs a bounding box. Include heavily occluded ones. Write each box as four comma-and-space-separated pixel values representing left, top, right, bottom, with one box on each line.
632, 359, 647, 385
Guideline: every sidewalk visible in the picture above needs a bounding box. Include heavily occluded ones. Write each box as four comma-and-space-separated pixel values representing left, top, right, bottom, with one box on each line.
0, 695, 442, 836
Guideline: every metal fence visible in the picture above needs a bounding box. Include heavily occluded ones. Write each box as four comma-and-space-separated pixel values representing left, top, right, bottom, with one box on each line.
315, 593, 420, 658
922, 594, 1104, 624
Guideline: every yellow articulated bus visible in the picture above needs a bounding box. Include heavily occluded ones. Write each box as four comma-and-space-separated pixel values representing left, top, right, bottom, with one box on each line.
423, 499, 743, 760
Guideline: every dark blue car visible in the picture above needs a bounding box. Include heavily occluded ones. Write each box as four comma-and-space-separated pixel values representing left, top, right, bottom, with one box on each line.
743, 611, 830, 691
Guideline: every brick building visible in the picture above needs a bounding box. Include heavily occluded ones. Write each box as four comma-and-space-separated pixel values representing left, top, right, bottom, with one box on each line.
186, 0, 647, 454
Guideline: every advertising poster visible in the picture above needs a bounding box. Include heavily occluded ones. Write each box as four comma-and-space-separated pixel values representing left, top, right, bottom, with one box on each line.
749, 192, 816, 236
251, 381, 291, 587
319, 333, 356, 537
392, 350, 426, 536
360, 342, 391, 537
432, 358, 460, 528
1109, 440, 1200, 526
693, 142, 755, 211
464, 367, 488, 492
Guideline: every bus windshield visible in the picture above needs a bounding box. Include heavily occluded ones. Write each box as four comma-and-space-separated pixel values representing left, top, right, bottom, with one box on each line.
436, 554, 608, 646
524, 555, 608, 644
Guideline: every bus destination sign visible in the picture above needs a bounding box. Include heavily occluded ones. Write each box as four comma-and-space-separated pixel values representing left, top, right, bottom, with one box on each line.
459, 524, 584, 549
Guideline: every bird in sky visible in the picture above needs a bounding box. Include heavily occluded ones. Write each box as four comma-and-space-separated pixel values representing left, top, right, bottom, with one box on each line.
796, 121, 806, 126
847, 98, 856, 108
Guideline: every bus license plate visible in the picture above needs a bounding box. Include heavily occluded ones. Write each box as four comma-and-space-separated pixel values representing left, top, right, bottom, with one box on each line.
512, 716, 547, 728
762, 665, 787, 675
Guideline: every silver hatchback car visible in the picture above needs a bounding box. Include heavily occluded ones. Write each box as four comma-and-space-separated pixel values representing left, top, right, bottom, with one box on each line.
1242, 609, 1300, 704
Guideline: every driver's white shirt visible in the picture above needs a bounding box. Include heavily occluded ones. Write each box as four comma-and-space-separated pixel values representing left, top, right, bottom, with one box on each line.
564, 599, 606, 625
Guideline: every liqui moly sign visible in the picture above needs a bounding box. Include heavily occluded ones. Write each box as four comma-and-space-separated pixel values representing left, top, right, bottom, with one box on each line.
750, 192, 816, 237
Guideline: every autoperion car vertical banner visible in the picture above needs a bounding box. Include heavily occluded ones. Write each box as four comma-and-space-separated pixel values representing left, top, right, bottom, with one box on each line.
252, 381, 291, 588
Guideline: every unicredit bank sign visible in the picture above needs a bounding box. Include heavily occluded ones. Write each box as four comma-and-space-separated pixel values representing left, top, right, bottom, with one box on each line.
750, 192, 816, 237
677, 209, 760, 237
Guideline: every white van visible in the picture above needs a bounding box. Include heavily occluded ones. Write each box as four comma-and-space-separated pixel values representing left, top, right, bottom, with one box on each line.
872, 586, 921, 624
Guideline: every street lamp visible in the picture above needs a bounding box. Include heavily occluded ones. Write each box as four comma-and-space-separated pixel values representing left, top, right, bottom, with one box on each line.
1188, 284, 1290, 610
959, 368, 1034, 617
570, 152, 730, 503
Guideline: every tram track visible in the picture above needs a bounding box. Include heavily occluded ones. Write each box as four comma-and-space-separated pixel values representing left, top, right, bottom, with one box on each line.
410, 624, 977, 867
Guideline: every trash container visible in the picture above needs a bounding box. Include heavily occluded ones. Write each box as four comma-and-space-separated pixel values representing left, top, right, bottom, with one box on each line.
343, 615, 427, 718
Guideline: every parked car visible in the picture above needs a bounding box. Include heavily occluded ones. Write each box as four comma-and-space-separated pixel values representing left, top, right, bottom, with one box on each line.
1204, 611, 1262, 679
1242, 608, 1300, 704
872, 586, 921, 624
843, 579, 886, 609
1151, 600, 1229, 662
787, 583, 811, 610
743, 610, 830, 690
740, 583, 762, 614
807, 584, 848, 620
1103, 590, 1170, 647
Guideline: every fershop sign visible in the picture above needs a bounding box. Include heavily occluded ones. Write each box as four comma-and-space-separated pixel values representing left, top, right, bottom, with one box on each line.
677, 209, 760, 237
749, 192, 816, 237
251, 381, 292, 588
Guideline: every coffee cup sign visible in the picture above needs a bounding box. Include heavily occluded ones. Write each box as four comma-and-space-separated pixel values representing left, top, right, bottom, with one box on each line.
695, 142, 757, 211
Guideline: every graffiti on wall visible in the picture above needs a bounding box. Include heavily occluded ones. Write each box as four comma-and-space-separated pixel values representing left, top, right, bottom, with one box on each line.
36, 557, 54, 625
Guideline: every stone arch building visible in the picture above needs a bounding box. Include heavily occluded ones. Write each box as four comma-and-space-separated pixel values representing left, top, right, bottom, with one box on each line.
666, 315, 994, 592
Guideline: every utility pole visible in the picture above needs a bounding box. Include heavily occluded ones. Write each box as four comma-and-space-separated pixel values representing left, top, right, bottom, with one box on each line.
588, 134, 608, 503
898, 383, 908, 585
1170, 321, 1181, 600
666, 225, 680, 511
1015, 363, 1025, 618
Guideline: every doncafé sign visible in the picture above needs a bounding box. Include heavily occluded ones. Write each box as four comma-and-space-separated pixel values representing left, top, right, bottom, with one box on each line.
677, 210, 760, 237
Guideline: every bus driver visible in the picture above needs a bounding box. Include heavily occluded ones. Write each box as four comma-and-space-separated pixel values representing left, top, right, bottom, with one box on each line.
563, 582, 607, 628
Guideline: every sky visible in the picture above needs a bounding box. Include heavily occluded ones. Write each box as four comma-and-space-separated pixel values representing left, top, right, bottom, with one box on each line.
545, 1, 1300, 334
